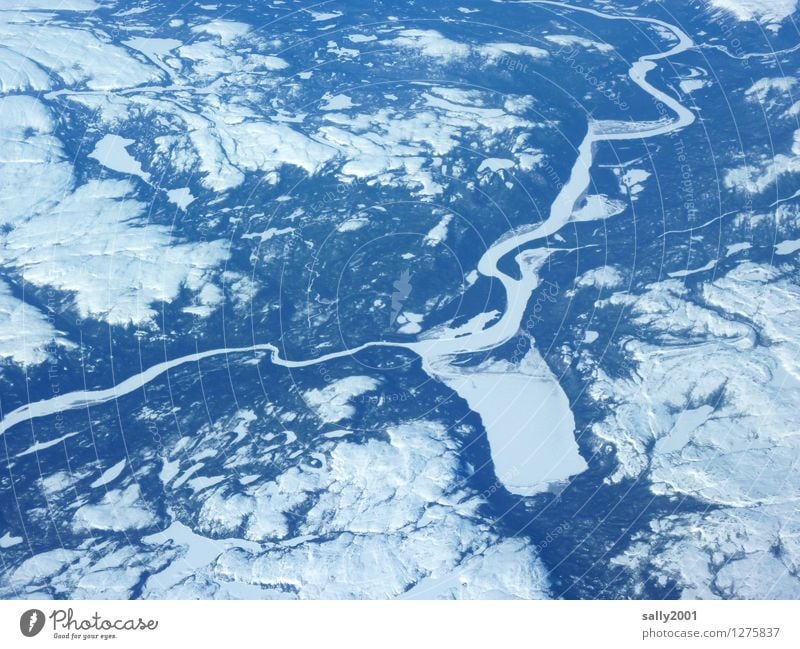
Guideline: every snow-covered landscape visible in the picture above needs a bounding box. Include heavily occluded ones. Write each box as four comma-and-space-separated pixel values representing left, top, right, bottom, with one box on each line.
0, 0, 799, 601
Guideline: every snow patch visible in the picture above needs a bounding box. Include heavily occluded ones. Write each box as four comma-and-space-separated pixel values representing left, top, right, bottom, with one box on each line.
304, 376, 380, 423
707, 0, 798, 27
90, 459, 127, 489
386, 29, 470, 62
73, 485, 156, 532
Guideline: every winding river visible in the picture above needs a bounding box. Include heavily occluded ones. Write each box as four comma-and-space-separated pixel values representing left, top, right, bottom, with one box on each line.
1, 2, 696, 494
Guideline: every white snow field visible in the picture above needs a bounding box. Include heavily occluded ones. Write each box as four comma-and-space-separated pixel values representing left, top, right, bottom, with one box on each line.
586, 263, 800, 597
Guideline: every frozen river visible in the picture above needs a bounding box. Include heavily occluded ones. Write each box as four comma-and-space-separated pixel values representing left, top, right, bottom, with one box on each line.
0, 1, 695, 496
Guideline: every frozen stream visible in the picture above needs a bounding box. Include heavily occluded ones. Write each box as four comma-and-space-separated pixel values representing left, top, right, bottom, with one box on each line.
0, 2, 695, 495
